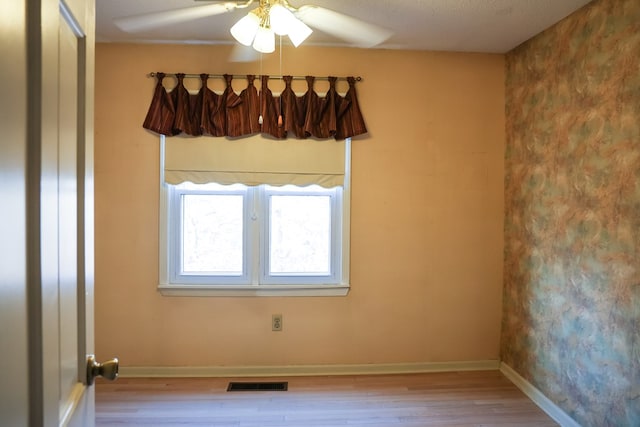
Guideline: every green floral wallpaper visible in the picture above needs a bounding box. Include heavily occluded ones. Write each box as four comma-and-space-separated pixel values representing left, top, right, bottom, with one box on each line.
502, 0, 640, 425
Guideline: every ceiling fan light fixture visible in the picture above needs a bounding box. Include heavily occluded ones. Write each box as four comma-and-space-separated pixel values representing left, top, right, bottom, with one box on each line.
286, 16, 313, 47
230, 11, 260, 46
252, 25, 275, 53
229, 0, 312, 52
269, 3, 295, 36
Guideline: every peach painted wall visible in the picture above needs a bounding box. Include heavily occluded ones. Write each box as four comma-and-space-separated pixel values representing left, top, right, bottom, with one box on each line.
94, 43, 505, 367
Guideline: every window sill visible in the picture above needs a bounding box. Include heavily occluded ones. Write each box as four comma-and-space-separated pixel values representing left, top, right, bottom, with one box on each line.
158, 283, 350, 297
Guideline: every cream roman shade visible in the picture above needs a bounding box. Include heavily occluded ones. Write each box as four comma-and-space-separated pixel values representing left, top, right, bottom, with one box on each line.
164, 135, 346, 188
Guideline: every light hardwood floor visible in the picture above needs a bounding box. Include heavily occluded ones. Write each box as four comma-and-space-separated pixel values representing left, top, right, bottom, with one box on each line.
96, 370, 558, 426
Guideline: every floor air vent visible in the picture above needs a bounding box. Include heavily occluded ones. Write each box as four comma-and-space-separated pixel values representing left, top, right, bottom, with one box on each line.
227, 381, 288, 392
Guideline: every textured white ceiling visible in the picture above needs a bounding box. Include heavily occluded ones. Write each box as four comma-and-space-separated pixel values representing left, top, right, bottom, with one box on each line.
96, 0, 593, 53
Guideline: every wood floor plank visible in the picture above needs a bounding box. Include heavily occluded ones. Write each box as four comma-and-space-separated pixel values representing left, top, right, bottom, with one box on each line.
95, 371, 558, 426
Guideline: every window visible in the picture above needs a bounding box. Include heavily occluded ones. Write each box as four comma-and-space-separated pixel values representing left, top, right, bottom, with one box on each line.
158, 137, 351, 296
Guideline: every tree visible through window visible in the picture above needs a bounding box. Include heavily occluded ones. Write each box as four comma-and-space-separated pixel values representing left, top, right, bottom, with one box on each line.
268, 191, 332, 275
182, 192, 244, 275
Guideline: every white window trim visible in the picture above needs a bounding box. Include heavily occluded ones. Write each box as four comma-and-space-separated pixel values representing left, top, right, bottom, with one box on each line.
169, 184, 253, 285
259, 185, 341, 285
158, 135, 351, 297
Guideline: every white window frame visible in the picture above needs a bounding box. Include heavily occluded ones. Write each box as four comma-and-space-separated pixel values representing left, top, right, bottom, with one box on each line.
158, 136, 351, 297
169, 183, 253, 286
259, 184, 342, 285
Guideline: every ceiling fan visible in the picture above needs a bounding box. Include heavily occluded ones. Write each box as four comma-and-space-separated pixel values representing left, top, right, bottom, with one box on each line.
113, 0, 394, 54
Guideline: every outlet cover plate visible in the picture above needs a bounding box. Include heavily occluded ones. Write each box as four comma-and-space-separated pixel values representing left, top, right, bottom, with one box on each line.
272, 314, 283, 331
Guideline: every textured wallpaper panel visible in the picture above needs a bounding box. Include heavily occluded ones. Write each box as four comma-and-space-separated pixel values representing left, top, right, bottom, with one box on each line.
502, 0, 640, 425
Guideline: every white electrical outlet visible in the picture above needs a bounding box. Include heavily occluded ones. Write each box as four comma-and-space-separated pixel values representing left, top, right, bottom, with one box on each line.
272, 314, 283, 331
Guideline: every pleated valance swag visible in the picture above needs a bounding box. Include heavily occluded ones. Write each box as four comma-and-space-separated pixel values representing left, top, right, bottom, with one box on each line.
144, 72, 365, 189
143, 72, 368, 140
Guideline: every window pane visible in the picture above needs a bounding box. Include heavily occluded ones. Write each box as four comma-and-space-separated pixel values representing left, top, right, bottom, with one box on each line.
182, 194, 243, 275
269, 195, 331, 275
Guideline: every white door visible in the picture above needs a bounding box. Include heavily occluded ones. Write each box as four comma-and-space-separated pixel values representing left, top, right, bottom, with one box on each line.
0, 0, 107, 425
57, 2, 94, 425
54, 0, 112, 426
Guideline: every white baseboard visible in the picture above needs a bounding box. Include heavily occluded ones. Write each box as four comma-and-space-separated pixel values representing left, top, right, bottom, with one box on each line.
119, 360, 499, 378
500, 362, 581, 427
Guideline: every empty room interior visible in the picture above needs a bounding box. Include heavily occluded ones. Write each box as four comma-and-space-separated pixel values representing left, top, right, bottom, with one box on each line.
91, 0, 638, 426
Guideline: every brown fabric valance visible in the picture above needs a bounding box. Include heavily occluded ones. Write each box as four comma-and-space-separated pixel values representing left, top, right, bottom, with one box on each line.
142, 73, 367, 140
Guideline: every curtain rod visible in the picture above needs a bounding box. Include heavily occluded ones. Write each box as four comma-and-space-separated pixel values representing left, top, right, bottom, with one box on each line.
148, 72, 362, 82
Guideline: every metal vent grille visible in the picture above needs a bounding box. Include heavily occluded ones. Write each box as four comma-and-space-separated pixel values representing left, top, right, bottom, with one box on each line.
227, 381, 288, 392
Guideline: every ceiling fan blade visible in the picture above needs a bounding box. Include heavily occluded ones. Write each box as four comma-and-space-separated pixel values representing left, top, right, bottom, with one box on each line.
114, 3, 237, 33
295, 5, 393, 48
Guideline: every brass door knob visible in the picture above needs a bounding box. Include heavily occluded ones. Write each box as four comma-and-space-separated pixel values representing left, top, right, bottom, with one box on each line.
86, 354, 119, 385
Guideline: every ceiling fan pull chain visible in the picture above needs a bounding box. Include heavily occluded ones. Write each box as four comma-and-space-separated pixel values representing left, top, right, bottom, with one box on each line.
258, 52, 264, 126
278, 35, 283, 127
